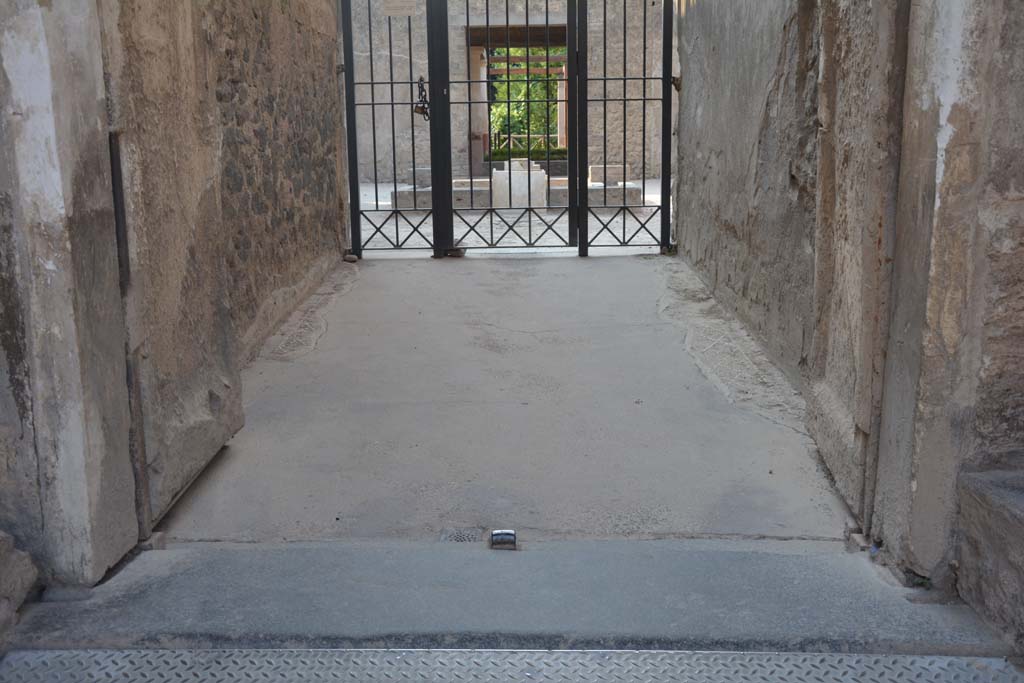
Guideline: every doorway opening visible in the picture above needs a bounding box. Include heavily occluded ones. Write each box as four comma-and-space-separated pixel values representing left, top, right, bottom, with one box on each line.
342, 0, 673, 256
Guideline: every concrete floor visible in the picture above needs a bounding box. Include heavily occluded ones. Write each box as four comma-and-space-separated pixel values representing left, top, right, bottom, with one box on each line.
9, 255, 1013, 656
162, 255, 850, 543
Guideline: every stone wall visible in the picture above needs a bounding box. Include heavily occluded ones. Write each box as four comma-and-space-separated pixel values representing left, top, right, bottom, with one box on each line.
0, 0, 347, 585
968, 1, 1024, 472
873, 0, 1023, 588
0, 0, 139, 585
674, 0, 819, 376
99, 0, 347, 531
805, 0, 909, 528
875, 0, 1022, 644
673, 0, 1024, 644
0, 531, 37, 638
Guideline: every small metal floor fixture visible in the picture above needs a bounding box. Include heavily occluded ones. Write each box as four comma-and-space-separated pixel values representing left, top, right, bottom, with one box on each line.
2, 649, 1023, 682
438, 526, 484, 543
490, 528, 517, 549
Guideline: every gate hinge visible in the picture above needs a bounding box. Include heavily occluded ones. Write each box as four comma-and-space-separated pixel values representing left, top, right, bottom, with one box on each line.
337, 63, 345, 76
671, 76, 681, 92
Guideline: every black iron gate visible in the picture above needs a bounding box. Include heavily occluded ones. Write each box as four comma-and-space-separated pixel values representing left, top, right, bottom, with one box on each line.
340, 0, 673, 258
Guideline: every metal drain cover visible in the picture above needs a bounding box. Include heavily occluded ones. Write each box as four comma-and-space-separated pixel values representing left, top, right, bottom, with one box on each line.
439, 527, 484, 543
1, 649, 1022, 682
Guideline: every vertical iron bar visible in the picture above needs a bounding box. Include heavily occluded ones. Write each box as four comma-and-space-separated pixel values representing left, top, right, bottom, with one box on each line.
340, 0, 363, 256
427, 0, 453, 255
577, 0, 589, 256
544, 0, 552, 238
621, 0, 627, 240
641, 0, 647, 209
602, 0, 608, 210
388, 18, 400, 244
660, 0, 673, 250
526, 0, 532, 244
505, 1, 512, 225
466, 0, 474, 212
486, 0, 494, 244
408, 17, 419, 210
567, 0, 579, 247
367, 0, 380, 209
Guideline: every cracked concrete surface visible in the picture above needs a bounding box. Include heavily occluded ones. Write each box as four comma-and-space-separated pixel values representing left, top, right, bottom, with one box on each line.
160, 255, 852, 543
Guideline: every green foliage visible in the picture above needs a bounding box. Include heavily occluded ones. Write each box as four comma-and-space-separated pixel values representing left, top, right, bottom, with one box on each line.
485, 147, 568, 162
488, 47, 565, 146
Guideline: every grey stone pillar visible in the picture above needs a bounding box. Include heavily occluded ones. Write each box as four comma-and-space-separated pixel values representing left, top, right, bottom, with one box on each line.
0, 0, 138, 584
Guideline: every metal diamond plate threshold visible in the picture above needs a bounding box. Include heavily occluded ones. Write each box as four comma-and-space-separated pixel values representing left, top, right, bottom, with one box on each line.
1, 649, 1023, 683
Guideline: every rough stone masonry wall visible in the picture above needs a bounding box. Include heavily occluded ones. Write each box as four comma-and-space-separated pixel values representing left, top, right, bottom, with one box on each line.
967, 2, 1024, 472
0, 531, 37, 637
97, 0, 347, 532
873, 0, 1023, 645
673, 0, 914, 554
0, 0, 346, 587
874, 0, 1023, 588
674, 0, 1024, 645
805, 0, 909, 529
673, 0, 820, 376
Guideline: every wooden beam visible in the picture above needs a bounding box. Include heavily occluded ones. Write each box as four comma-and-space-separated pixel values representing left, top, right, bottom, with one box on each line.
466, 24, 568, 48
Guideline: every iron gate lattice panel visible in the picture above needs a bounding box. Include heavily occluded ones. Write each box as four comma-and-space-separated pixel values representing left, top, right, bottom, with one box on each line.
341, 1, 435, 252
3, 649, 1024, 682
341, 0, 674, 256
448, 1, 575, 249
579, 0, 673, 253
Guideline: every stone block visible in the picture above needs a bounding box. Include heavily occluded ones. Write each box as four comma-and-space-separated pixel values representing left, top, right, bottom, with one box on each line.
0, 531, 38, 634
957, 470, 1024, 647
492, 161, 549, 208
589, 164, 632, 185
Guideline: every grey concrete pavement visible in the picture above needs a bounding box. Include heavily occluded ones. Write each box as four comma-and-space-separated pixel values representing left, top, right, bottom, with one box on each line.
6, 256, 1011, 659
160, 256, 851, 543
7, 539, 1011, 655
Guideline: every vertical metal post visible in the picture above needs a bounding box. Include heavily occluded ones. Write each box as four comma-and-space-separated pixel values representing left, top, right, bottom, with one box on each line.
388, 18, 401, 245
566, 0, 579, 247
576, 0, 589, 256
426, 0, 454, 257
340, 0, 363, 257
108, 133, 131, 293
660, 0, 674, 251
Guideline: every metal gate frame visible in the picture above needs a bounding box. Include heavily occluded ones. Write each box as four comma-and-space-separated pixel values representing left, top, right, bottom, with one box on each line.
341, 0, 674, 258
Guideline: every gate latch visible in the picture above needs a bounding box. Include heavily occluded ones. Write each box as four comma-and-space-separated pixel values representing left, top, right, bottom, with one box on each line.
414, 76, 430, 121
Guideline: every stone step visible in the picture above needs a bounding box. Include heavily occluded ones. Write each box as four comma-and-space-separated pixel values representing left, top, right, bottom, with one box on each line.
4, 539, 1011, 655
0, 532, 37, 636
958, 470, 1024, 646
